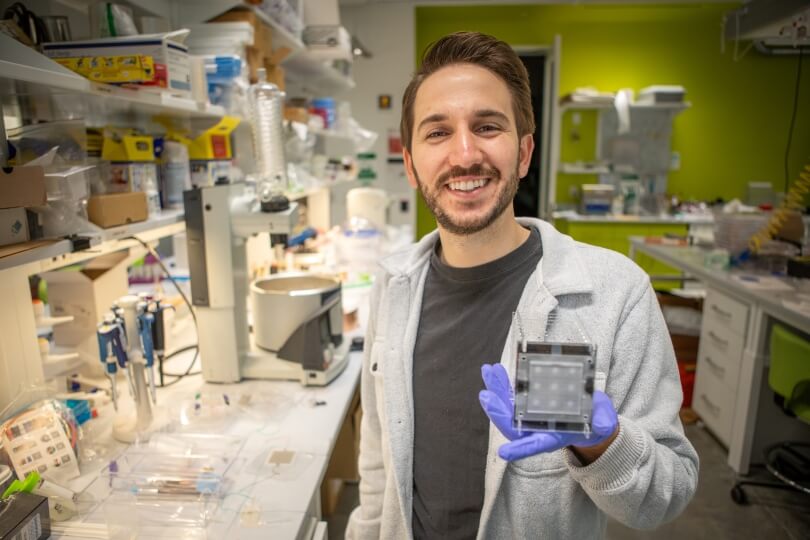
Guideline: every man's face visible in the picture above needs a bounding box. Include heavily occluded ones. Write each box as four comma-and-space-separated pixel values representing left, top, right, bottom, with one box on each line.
403, 63, 534, 235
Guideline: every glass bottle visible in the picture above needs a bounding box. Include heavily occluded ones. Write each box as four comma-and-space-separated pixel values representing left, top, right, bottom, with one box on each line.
248, 68, 289, 211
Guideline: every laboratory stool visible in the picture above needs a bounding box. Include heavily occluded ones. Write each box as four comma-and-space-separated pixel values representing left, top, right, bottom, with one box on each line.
731, 323, 810, 505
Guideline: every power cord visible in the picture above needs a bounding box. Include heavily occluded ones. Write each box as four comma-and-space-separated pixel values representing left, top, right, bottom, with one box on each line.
126, 235, 201, 385
160, 345, 200, 387
784, 48, 804, 194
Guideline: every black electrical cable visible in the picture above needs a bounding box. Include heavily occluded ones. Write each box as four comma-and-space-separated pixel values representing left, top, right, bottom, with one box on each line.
127, 235, 197, 330
159, 347, 200, 387
784, 48, 804, 194
161, 344, 201, 379
127, 235, 200, 385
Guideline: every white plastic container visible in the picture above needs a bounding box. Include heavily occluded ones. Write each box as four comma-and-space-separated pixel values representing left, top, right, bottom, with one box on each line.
347, 187, 387, 232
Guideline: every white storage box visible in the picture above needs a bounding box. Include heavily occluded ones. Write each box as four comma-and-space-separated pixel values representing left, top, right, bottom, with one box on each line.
185, 22, 254, 56
42, 30, 192, 99
637, 85, 685, 104
302, 26, 352, 61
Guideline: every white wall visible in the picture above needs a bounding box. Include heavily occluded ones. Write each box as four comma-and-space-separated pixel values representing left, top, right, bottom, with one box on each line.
340, 2, 416, 229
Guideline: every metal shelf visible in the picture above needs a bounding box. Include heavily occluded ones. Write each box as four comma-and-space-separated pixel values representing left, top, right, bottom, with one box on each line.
560, 100, 691, 112
0, 210, 185, 274
309, 127, 353, 140
0, 33, 227, 120
42, 348, 83, 380
239, 4, 304, 56
284, 52, 355, 96
559, 162, 611, 175
286, 177, 359, 202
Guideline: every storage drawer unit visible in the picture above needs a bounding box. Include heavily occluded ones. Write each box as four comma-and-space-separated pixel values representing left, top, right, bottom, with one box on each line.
703, 289, 749, 337
697, 323, 744, 391
693, 288, 750, 446
693, 368, 737, 445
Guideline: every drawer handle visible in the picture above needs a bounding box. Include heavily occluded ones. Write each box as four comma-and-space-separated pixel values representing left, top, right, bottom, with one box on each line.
700, 394, 721, 415
705, 356, 726, 376
711, 304, 732, 319
708, 331, 729, 347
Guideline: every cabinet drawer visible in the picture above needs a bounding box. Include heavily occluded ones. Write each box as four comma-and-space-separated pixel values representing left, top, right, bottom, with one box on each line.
704, 289, 749, 337
697, 324, 743, 390
693, 368, 736, 446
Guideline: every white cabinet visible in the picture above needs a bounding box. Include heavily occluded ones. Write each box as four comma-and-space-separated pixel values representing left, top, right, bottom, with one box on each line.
311, 521, 328, 540
693, 288, 750, 446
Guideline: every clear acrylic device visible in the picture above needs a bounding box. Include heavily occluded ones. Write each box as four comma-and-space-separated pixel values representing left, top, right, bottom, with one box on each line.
513, 341, 596, 435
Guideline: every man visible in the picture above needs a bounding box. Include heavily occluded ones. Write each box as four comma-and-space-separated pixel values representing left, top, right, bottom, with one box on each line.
347, 32, 698, 540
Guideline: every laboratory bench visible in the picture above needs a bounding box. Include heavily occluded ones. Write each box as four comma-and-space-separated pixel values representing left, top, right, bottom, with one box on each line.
552, 211, 714, 225
629, 237, 810, 475
50, 348, 362, 539
553, 211, 713, 290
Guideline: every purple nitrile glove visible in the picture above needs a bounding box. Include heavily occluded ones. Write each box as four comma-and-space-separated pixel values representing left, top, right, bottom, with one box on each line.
478, 363, 619, 462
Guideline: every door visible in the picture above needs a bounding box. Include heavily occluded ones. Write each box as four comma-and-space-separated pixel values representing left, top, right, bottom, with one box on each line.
541, 35, 561, 220
516, 35, 560, 220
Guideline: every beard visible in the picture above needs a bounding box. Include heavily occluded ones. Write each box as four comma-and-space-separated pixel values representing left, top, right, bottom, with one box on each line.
413, 162, 520, 236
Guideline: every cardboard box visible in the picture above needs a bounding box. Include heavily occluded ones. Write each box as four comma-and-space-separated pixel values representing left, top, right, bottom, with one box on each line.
245, 45, 265, 84
320, 388, 361, 517
209, 10, 286, 83
0, 166, 47, 209
43, 251, 129, 362
87, 192, 148, 228
324, 389, 361, 480
262, 59, 285, 91
42, 31, 192, 99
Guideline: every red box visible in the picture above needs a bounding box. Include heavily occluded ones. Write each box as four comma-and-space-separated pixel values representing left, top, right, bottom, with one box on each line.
677, 361, 696, 408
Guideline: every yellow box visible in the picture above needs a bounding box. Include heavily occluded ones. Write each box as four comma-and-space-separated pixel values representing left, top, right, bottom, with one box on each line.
55, 55, 156, 83
187, 116, 240, 160
102, 132, 155, 162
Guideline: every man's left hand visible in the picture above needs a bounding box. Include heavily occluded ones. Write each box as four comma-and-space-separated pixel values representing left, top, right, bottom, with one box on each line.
478, 363, 620, 463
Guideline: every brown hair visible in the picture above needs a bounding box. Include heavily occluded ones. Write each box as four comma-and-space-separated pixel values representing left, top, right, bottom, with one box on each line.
400, 31, 535, 152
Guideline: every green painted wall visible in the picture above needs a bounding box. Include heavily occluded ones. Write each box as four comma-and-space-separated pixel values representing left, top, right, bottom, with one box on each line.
413, 4, 810, 239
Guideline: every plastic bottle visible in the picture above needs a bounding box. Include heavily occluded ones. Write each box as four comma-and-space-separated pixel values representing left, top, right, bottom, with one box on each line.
247, 67, 289, 212
160, 140, 191, 209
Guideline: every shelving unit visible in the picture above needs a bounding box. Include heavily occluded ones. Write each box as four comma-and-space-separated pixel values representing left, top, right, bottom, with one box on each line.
551, 96, 691, 211
0, 210, 185, 409
559, 100, 690, 113
0, 0, 359, 428
284, 52, 355, 96
0, 34, 227, 121
0, 210, 185, 273
308, 127, 356, 142
559, 162, 611, 175
42, 348, 83, 380
168, 1, 355, 96
286, 176, 358, 202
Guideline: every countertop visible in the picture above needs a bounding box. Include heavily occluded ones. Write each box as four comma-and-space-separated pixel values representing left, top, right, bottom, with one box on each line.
553, 211, 714, 225
630, 237, 810, 335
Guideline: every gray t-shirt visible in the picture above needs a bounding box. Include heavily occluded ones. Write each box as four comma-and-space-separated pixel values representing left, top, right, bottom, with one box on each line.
412, 228, 543, 539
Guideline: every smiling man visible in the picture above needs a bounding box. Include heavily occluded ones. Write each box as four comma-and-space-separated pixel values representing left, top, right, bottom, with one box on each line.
346, 32, 698, 540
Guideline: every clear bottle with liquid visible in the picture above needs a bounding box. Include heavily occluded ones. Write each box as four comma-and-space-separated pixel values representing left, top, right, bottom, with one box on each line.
248, 68, 290, 212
